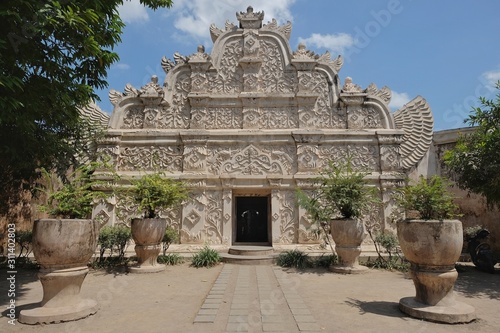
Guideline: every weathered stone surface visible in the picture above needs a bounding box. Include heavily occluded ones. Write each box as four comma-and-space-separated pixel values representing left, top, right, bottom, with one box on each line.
98, 7, 434, 245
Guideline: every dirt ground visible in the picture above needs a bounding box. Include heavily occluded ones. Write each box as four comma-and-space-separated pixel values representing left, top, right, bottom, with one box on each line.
1, 262, 499, 333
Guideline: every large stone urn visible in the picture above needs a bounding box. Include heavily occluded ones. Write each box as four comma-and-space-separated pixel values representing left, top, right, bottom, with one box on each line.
128, 218, 166, 273
330, 218, 368, 274
397, 219, 476, 323
19, 219, 99, 325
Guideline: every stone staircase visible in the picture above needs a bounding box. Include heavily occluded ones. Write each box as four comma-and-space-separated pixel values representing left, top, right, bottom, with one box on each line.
219, 245, 276, 265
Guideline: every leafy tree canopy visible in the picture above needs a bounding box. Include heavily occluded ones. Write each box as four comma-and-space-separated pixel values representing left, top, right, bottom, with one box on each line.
0, 0, 172, 214
444, 82, 500, 209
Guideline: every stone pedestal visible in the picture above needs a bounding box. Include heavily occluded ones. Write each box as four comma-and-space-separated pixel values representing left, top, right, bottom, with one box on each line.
330, 219, 368, 274
397, 219, 476, 323
19, 219, 99, 325
19, 267, 98, 324
330, 245, 368, 274
128, 218, 166, 273
128, 244, 165, 273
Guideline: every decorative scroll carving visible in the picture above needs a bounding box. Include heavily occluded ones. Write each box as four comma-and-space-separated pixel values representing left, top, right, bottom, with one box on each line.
393, 96, 434, 169
207, 40, 243, 94
273, 191, 296, 244
243, 106, 298, 129
118, 146, 182, 171
183, 144, 207, 172
380, 145, 401, 171
366, 82, 391, 104
208, 144, 295, 175
297, 145, 319, 171
262, 18, 292, 40
206, 107, 242, 129
348, 106, 382, 129
260, 39, 296, 93
121, 106, 144, 129
204, 191, 223, 244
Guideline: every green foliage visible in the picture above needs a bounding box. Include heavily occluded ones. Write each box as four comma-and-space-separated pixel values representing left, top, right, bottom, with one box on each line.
162, 226, 179, 256
128, 173, 189, 219
276, 249, 312, 269
297, 159, 378, 221
191, 246, 221, 268
98, 225, 131, 261
0, 0, 173, 214
312, 254, 338, 268
393, 175, 458, 220
15, 230, 32, 259
38, 162, 112, 219
444, 82, 500, 209
157, 253, 183, 265
366, 231, 408, 272
375, 232, 399, 255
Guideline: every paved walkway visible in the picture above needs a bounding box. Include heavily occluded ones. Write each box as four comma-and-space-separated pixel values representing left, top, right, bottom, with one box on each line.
192, 264, 321, 333
2, 262, 500, 332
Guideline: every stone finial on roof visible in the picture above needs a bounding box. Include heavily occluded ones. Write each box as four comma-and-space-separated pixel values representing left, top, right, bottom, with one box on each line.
237, 6, 264, 29
139, 75, 163, 98
342, 77, 363, 93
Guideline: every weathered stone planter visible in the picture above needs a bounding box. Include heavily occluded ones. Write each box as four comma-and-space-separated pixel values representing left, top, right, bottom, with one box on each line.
128, 218, 166, 273
19, 219, 99, 325
397, 219, 476, 323
330, 218, 368, 274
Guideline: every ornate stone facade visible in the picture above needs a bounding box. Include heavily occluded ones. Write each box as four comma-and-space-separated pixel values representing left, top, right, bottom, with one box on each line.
96, 6, 434, 245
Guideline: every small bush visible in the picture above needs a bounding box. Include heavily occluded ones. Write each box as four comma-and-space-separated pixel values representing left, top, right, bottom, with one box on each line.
15, 230, 33, 259
191, 246, 221, 268
157, 253, 183, 265
276, 249, 312, 269
313, 254, 338, 268
366, 257, 409, 272
98, 225, 132, 261
162, 226, 179, 255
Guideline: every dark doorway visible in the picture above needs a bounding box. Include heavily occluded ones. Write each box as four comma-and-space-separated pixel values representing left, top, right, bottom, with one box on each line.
235, 196, 269, 243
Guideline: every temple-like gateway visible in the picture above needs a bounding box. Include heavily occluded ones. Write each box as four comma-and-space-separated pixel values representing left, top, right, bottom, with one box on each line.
94, 7, 433, 246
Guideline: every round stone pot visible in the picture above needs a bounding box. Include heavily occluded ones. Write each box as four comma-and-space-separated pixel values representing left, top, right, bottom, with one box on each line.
397, 219, 476, 323
330, 218, 368, 274
128, 218, 166, 273
19, 219, 99, 325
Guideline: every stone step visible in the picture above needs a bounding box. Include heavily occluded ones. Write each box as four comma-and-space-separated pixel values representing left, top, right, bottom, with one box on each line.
221, 246, 276, 265
220, 253, 276, 265
227, 245, 274, 256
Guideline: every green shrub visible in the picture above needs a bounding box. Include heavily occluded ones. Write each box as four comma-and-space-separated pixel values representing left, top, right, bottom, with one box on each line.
366, 231, 408, 272
191, 246, 221, 268
313, 254, 338, 268
162, 226, 179, 256
157, 253, 183, 265
393, 175, 458, 220
98, 225, 132, 261
276, 249, 312, 269
15, 230, 32, 260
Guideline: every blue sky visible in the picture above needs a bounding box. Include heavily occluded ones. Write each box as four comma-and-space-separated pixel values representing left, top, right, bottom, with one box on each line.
95, 0, 500, 131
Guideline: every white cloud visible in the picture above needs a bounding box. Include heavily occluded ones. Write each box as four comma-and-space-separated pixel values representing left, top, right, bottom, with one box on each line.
167, 0, 295, 41
114, 63, 130, 70
298, 33, 355, 55
481, 70, 500, 89
118, 0, 149, 24
389, 91, 411, 110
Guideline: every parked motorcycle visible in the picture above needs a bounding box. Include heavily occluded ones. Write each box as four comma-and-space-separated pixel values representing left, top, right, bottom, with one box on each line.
466, 229, 496, 274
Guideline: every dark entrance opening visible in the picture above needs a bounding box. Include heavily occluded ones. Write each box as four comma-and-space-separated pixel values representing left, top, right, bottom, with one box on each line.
235, 196, 269, 243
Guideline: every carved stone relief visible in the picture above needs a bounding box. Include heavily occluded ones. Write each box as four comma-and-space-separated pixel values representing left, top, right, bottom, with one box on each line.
208, 144, 295, 175
99, 7, 435, 246
117, 146, 183, 172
